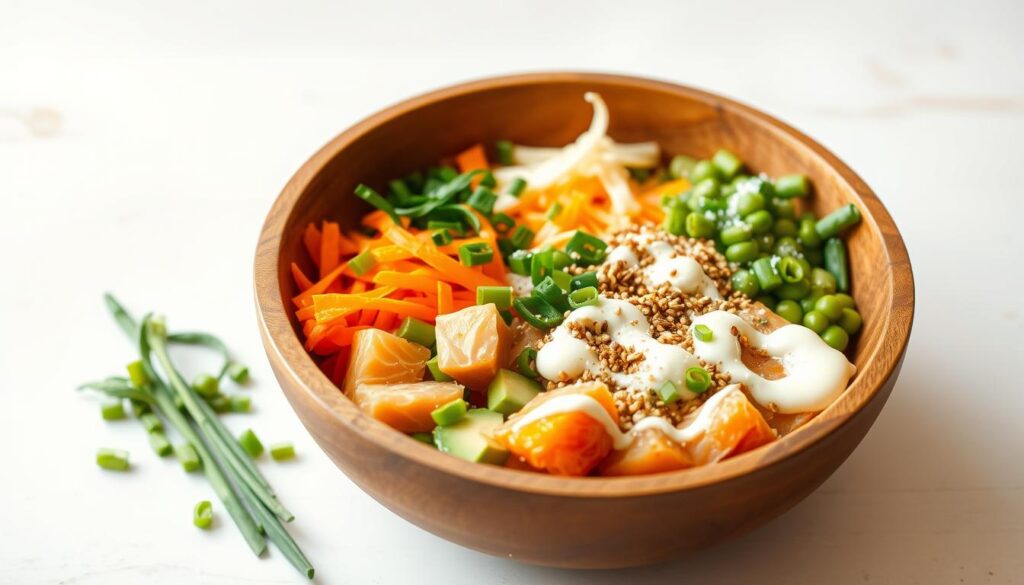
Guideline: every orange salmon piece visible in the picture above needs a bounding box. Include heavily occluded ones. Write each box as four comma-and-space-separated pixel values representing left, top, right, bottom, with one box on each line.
343, 328, 430, 395
352, 381, 465, 433
435, 304, 510, 392
688, 387, 777, 465
598, 428, 694, 476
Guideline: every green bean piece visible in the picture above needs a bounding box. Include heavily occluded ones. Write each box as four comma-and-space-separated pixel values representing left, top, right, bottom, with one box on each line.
731, 269, 761, 297
663, 204, 688, 236
194, 500, 214, 529
774, 236, 802, 259
803, 310, 830, 334
96, 448, 130, 471
798, 217, 821, 248
773, 218, 798, 238
238, 429, 264, 459
751, 257, 782, 291
720, 224, 753, 245
838, 308, 863, 335
175, 443, 201, 472
270, 442, 296, 461
771, 198, 797, 220
516, 347, 540, 378
821, 325, 850, 351
735, 191, 765, 217
774, 279, 810, 300
691, 177, 720, 200
192, 373, 220, 398
495, 140, 515, 165
810, 267, 837, 294
823, 238, 850, 292
804, 246, 824, 267
686, 213, 716, 238
689, 160, 719, 184
712, 149, 743, 179
149, 431, 173, 457
743, 210, 772, 236
101, 400, 126, 421
669, 155, 697, 179
476, 286, 514, 311
725, 242, 759, 264
815, 204, 861, 239
684, 367, 712, 394
657, 381, 682, 405
431, 399, 468, 427
755, 233, 775, 252
774, 174, 809, 199
775, 300, 804, 324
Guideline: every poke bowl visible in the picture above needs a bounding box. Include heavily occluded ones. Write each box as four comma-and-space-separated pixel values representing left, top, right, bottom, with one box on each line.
254, 72, 914, 568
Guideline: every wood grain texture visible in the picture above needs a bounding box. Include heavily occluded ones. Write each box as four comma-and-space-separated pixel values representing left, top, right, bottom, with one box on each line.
254, 73, 915, 568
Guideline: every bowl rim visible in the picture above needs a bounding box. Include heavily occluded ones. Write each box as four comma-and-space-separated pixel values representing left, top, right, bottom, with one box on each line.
255, 71, 914, 498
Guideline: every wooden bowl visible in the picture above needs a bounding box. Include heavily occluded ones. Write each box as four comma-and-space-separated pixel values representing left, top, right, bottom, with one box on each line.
254, 73, 914, 568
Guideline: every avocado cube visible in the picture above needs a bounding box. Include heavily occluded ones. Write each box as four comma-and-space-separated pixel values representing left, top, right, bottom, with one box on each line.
433, 409, 508, 465
486, 369, 542, 416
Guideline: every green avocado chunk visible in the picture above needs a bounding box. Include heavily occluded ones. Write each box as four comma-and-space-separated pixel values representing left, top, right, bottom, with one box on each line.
486, 369, 542, 416
433, 409, 508, 465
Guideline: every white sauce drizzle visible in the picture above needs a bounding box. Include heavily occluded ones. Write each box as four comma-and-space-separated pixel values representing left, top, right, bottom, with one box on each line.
505, 272, 534, 297
535, 297, 700, 398
510, 384, 744, 450
606, 239, 721, 299
690, 311, 857, 414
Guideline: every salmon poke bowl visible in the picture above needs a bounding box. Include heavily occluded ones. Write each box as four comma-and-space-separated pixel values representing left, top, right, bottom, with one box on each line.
255, 73, 913, 567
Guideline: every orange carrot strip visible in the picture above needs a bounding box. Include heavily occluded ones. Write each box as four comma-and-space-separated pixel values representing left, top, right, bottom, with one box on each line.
372, 271, 440, 295
293, 262, 348, 308
296, 306, 315, 321
313, 294, 436, 325
437, 281, 454, 314
337, 232, 359, 255
384, 225, 503, 290
372, 310, 395, 330
452, 290, 476, 301
303, 223, 322, 268
358, 308, 378, 326
350, 280, 368, 294
290, 262, 314, 291
372, 245, 416, 263
361, 209, 398, 232
642, 178, 691, 199
320, 221, 341, 279
455, 144, 489, 187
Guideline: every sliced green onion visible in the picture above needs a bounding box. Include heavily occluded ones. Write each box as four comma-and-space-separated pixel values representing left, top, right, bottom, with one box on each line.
684, 367, 712, 394
509, 225, 534, 249
533, 276, 569, 312
457, 242, 493, 267
546, 201, 564, 220
348, 249, 378, 276
395, 317, 436, 348
140, 412, 163, 433
476, 286, 514, 310
565, 231, 608, 265
467, 187, 497, 215
657, 381, 681, 405
512, 296, 564, 329
238, 429, 264, 459
269, 442, 296, 461
126, 360, 149, 388
777, 256, 805, 283
490, 213, 515, 235
570, 271, 598, 291
567, 286, 599, 309
149, 431, 173, 457
751, 257, 783, 291
479, 171, 497, 189
175, 443, 201, 472
101, 400, 126, 421
354, 183, 401, 225
431, 229, 453, 246
431, 399, 468, 427
499, 309, 514, 326
229, 395, 251, 413
96, 448, 130, 471
210, 396, 230, 414
693, 324, 714, 342
551, 269, 573, 292
507, 177, 528, 197
194, 500, 214, 529
495, 140, 515, 165
530, 249, 555, 285
516, 347, 539, 378
191, 373, 219, 398
508, 250, 533, 275
426, 356, 453, 382
389, 178, 415, 202
427, 219, 464, 235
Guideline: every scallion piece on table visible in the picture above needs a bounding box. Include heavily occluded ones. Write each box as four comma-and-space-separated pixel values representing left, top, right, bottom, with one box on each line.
149, 431, 173, 457
270, 442, 296, 462
567, 286, 599, 309
684, 367, 712, 394
96, 448, 130, 471
226, 362, 249, 384
194, 500, 214, 529
348, 249, 377, 276
457, 242, 493, 267
565, 230, 608, 265
657, 381, 681, 405
431, 398, 468, 427
516, 347, 539, 378
192, 373, 219, 398
395, 317, 436, 348
238, 429, 264, 459
495, 140, 515, 165
477, 286, 514, 311
140, 412, 163, 433
512, 296, 564, 330
126, 360, 149, 388
101, 400, 126, 421
693, 324, 714, 342
229, 395, 251, 413
175, 443, 201, 472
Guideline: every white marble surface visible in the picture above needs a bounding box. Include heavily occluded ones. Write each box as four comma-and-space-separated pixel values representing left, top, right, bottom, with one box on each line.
2, 1, 1022, 583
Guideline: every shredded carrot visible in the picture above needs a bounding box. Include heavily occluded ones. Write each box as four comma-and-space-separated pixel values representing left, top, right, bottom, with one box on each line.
372, 310, 397, 330
337, 232, 359, 255
320, 221, 341, 278
313, 293, 437, 325
290, 262, 314, 291
358, 309, 378, 326
437, 281, 454, 314
303, 223, 322, 268
455, 144, 488, 187
384, 225, 503, 290
372, 245, 415, 263
372, 270, 440, 295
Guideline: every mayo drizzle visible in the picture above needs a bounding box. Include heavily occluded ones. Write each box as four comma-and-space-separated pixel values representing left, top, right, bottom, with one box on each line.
606, 239, 721, 299
509, 384, 745, 450
690, 310, 857, 414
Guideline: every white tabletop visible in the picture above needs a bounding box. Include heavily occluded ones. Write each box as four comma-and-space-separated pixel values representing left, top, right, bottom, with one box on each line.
2, 1, 1022, 583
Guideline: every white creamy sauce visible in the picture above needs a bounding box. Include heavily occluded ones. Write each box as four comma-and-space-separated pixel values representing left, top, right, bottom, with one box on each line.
606, 239, 721, 299
690, 310, 857, 414
535, 297, 700, 397
509, 384, 745, 450
506, 272, 534, 297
